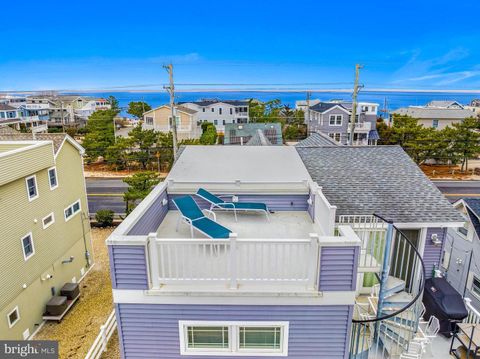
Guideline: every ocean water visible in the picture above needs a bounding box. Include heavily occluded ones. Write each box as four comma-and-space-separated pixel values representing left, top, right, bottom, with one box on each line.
67, 90, 480, 116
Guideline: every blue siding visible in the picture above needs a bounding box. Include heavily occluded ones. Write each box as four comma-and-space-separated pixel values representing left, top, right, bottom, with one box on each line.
424, 228, 447, 278
319, 246, 359, 291
128, 189, 168, 235
116, 303, 352, 359
110, 245, 148, 289
168, 194, 309, 211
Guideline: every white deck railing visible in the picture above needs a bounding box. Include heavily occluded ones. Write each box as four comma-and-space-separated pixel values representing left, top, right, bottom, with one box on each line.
147, 226, 360, 291
84, 310, 116, 359
465, 297, 480, 324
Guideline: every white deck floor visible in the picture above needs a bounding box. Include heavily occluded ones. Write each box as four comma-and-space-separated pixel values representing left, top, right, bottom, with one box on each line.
157, 210, 320, 239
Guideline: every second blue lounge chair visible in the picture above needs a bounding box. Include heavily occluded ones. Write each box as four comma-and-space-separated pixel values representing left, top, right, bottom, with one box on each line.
172, 195, 232, 239
196, 188, 270, 221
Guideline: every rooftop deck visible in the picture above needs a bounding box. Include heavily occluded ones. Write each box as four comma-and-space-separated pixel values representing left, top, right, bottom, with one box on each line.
157, 210, 320, 239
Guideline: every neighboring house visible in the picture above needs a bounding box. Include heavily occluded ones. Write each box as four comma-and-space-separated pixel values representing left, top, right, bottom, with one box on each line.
391, 101, 477, 130
0, 104, 48, 133
106, 144, 462, 358
304, 101, 379, 146
178, 99, 249, 133
465, 99, 480, 116
223, 122, 283, 145
295, 98, 321, 112
25, 95, 111, 126
142, 105, 201, 141
0, 134, 93, 340
442, 198, 480, 312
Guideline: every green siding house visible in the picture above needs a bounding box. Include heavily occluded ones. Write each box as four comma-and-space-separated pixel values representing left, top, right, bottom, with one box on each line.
0, 134, 93, 340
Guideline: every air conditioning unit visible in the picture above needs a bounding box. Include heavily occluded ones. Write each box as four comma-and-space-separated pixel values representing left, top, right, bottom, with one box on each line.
45, 296, 68, 316
60, 283, 80, 300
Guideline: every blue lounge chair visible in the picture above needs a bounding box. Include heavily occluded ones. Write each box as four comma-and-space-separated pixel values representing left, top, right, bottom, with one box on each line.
196, 188, 270, 221
172, 196, 232, 239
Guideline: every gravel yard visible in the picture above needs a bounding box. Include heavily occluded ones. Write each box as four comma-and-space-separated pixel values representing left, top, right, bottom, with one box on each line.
34, 227, 117, 359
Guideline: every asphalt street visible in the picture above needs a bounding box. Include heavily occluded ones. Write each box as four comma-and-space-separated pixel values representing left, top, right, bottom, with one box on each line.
85, 178, 480, 215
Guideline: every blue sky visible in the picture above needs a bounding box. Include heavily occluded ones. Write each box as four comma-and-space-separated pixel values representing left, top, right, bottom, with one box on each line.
1, 0, 480, 91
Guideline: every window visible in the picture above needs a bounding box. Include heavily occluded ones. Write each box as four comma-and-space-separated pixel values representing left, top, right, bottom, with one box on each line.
230, 108, 233, 115
202, 108, 205, 112
7, 307, 20, 328
329, 115, 342, 126
64, 200, 81, 221
432, 119, 439, 129
145, 116, 154, 125
222, 120, 226, 125
214, 120, 218, 125
472, 275, 480, 298
48, 167, 58, 190
21, 233, 35, 261
25, 175, 38, 201
42, 212, 55, 229
211, 108, 214, 112
179, 321, 288, 356
219, 108, 222, 115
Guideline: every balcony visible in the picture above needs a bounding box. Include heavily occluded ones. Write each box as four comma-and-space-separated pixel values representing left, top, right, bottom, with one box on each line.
348, 121, 372, 132
25, 103, 51, 110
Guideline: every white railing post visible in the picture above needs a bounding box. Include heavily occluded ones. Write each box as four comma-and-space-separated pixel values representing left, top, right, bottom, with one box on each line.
229, 233, 238, 289
307, 233, 320, 290
148, 233, 160, 289
100, 324, 107, 352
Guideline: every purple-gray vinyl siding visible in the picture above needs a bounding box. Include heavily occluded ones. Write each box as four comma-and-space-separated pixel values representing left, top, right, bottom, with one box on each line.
319, 246, 359, 291
109, 245, 148, 289
115, 303, 353, 359
128, 188, 168, 235
424, 227, 447, 278
168, 193, 309, 211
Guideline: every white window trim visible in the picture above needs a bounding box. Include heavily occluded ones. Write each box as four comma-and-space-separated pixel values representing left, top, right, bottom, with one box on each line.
48, 166, 59, 190
178, 321, 289, 356
42, 212, 55, 229
329, 114, 343, 126
470, 273, 480, 300
21, 233, 35, 261
64, 199, 81, 222
25, 175, 39, 201
7, 306, 20, 328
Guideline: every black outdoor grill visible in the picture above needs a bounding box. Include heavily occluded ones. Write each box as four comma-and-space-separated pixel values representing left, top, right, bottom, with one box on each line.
423, 277, 469, 337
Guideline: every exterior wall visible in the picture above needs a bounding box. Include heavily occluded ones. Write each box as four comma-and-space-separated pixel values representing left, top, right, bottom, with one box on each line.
142, 107, 201, 140
308, 107, 349, 137
167, 194, 309, 212
0, 141, 93, 340
109, 246, 148, 290
115, 303, 353, 359
443, 228, 480, 310
128, 188, 168, 235
319, 246, 359, 291
423, 227, 447, 278
417, 118, 462, 130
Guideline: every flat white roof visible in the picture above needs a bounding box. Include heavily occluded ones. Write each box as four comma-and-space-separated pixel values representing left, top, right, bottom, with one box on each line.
167, 146, 312, 194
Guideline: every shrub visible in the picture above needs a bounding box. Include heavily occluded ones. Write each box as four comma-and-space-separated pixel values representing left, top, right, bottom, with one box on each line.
95, 209, 115, 227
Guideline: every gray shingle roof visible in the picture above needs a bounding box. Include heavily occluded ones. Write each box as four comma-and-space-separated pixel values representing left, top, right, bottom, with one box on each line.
426, 100, 463, 108
391, 107, 475, 119
310, 102, 347, 113
464, 198, 480, 238
295, 132, 339, 147
178, 100, 248, 107
297, 146, 464, 224
0, 133, 69, 154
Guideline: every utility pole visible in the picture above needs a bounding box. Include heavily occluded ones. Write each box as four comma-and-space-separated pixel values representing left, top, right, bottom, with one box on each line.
163, 64, 178, 160
348, 64, 363, 145
306, 91, 311, 134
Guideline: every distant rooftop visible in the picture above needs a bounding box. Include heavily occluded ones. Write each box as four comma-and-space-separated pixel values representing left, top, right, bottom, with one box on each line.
0, 133, 80, 154
0, 104, 16, 111
426, 100, 463, 108
297, 146, 465, 224
391, 106, 476, 119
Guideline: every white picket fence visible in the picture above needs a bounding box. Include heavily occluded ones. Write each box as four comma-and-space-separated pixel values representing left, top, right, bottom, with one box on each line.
85, 310, 117, 359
